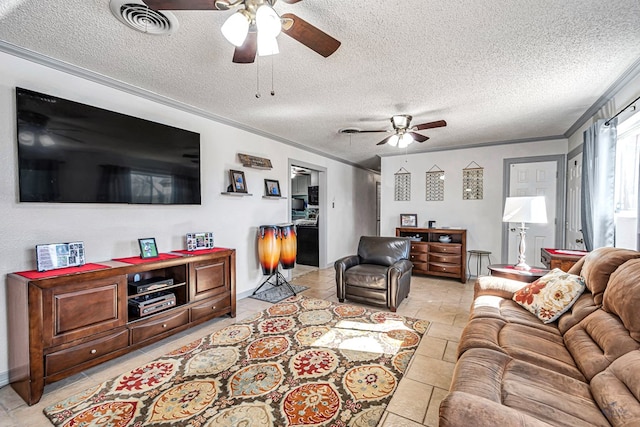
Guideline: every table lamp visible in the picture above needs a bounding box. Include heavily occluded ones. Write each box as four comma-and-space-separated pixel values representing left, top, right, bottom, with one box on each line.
502, 196, 547, 270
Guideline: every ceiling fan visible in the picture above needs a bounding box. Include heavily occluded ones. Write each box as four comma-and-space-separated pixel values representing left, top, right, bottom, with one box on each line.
142, 0, 341, 63
340, 115, 447, 148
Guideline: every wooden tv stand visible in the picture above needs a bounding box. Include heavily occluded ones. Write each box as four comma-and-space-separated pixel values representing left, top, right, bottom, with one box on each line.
396, 228, 467, 283
7, 249, 236, 405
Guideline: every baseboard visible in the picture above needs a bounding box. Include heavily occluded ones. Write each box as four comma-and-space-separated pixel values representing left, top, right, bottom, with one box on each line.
0, 370, 9, 388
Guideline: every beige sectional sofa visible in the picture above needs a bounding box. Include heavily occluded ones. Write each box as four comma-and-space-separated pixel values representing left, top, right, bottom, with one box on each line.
439, 247, 640, 426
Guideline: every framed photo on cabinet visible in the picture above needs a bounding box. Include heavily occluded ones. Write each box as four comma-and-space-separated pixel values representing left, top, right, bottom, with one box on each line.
400, 214, 418, 227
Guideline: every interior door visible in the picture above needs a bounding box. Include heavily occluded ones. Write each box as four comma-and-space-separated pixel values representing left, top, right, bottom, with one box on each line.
507, 161, 557, 266
566, 153, 585, 249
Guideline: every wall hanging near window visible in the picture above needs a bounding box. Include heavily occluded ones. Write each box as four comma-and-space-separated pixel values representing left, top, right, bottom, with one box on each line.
425, 165, 445, 201
394, 167, 411, 201
463, 161, 484, 200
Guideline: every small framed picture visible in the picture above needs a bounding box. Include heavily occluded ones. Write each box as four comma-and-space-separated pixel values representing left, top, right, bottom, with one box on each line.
138, 237, 159, 259
229, 169, 247, 193
264, 179, 281, 197
186, 232, 214, 251
400, 214, 418, 227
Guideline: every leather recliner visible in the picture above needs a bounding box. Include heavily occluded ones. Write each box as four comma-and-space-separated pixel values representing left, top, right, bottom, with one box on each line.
335, 236, 412, 312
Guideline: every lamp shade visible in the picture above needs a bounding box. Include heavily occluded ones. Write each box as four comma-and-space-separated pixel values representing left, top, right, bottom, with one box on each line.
221, 11, 250, 47
397, 133, 414, 148
502, 196, 547, 223
256, 5, 281, 37
387, 134, 400, 147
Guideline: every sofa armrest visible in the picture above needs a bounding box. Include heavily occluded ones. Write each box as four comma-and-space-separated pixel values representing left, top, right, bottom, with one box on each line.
440, 391, 555, 427
389, 259, 413, 275
474, 275, 527, 300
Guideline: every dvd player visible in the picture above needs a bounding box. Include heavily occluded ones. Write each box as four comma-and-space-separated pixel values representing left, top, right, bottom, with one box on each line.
128, 277, 174, 294
128, 292, 176, 317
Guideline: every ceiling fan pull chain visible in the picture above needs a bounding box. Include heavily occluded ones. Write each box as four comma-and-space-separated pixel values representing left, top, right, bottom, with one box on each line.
255, 54, 261, 98
270, 54, 275, 96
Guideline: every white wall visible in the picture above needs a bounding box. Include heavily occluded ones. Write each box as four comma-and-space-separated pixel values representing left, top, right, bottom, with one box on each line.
380, 140, 567, 263
0, 51, 379, 384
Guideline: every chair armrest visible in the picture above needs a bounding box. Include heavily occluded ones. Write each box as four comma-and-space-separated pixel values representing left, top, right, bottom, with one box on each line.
334, 255, 360, 272
474, 275, 527, 300
390, 259, 413, 275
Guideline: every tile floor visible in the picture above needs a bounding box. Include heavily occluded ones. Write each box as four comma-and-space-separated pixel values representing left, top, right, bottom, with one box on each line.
0, 266, 473, 427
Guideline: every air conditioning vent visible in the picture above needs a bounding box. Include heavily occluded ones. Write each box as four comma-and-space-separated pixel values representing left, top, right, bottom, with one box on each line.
109, 0, 178, 35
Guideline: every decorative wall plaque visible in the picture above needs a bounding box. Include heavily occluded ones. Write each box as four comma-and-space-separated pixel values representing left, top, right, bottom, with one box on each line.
394, 167, 411, 201
425, 165, 445, 201
238, 153, 273, 169
463, 161, 484, 200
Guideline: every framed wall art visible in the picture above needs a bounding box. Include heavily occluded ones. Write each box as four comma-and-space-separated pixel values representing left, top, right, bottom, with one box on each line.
229, 169, 248, 193
264, 179, 281, 197
426, 165, 445, 201
400, 213, 418, 227
394, 167, 411, 201
463, 161, 484, 200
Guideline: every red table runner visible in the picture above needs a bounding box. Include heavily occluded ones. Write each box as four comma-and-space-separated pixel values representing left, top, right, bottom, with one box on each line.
15, 263, 111, 280
112, 253, 182, 264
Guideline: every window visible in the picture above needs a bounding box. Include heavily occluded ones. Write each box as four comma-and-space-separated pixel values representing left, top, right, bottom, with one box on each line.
614, 110, 640, 250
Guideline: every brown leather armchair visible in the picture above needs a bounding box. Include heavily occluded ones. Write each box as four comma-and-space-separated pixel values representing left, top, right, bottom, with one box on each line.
335, 236, 412, 312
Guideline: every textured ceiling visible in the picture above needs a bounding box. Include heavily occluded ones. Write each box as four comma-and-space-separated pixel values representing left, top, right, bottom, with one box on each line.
1, 0, 640, 170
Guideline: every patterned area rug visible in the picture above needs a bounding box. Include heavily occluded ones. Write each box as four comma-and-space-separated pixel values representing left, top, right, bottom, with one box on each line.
44, 295, 428, 426
250, 284, 309, 303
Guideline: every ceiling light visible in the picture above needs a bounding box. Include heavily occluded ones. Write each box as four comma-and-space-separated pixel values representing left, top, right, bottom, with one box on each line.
398, 133, 414, 148
221, 10, 250, 46
257, 33, 279, 56
387, 134, 400, 147
255, 4, 281, 37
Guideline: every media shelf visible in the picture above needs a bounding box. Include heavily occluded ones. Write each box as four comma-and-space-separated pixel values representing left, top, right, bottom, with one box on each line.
396, 227, 467, 283
7, 248, 236, 405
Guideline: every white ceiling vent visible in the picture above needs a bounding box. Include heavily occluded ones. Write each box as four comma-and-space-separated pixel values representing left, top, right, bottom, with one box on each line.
109, 0, 178, 35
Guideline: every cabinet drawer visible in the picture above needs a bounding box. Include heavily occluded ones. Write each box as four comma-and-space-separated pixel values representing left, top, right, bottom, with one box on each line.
129, 309, 189, 345
410, 243, 428, 253
46, 329, 128, 376
411, 262, 429, 273
409, 253, 428, 263
429, 253, 461, 264
428, 263, 461, 275
191, 293, 231, 322
429, 243, 461, 255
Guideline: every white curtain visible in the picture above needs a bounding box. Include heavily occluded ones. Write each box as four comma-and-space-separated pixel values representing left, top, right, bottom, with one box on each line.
581, 118, 617, 250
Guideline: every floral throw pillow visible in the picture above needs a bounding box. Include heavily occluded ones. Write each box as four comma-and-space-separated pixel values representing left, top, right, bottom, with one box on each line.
512, 268, 586, 324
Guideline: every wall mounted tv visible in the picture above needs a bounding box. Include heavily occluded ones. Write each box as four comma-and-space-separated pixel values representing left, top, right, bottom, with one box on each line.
16, 88, 201, 204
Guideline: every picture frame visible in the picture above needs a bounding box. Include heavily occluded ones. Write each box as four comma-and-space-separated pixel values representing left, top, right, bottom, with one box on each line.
264, 179, 281, 197
186, 232, 214, 251
36, 241, 86, 272
138, 237, 159, 259
400, 213, 418, 227
229, 169, 247, 193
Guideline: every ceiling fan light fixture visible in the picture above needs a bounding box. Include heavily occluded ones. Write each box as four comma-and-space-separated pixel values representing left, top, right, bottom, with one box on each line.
221, 10, 250, 46
257, 33, 279, 56
256, 4, 281, 37
398, 133, 414, 148
387, 134, 400, 147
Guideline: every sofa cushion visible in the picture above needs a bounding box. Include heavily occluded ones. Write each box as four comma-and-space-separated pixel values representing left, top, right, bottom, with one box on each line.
445, 348, 610, 426
471, 296, 563, 335
591, 350, 640, 427
564, 309, 640, 381
344, 264, 387, 290
557, 292, 598, 334
602, 258, 640, 341
580, 247, 640, 306
512, 269, 585, 323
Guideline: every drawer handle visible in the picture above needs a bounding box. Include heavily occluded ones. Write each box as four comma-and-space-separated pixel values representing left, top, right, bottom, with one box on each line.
162, 324, 167, 328
212, 305, 217, 310
90, 349, 97, 354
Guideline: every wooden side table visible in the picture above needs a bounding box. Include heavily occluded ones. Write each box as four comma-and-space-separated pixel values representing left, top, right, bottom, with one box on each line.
487, 264, 549, 283
540, 248, 588, 272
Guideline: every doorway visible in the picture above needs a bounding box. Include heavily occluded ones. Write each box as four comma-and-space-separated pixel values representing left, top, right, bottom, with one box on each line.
288, 159, 327, 273
566, 149, 585, 250
501, 155, 566, 264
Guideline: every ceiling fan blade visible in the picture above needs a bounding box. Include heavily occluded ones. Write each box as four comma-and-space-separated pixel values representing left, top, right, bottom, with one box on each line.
413, 120, 447, 131
376, 135, 394, 146
280, 13, 341, 58
143, 0, 221, 10
279, 0, 303, 3
409, 132, 429, 143
233, 32, 257, 63
357, 130, 389, 133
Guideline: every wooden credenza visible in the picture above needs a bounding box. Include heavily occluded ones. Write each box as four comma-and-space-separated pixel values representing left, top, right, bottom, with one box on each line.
540, 248, 588, 272
396, 228, 467, 283
7, 249, 236, 405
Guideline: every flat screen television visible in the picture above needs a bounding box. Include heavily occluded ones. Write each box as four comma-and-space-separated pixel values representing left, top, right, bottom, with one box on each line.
291, 198, 305, 211
16, 88, 201, 204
